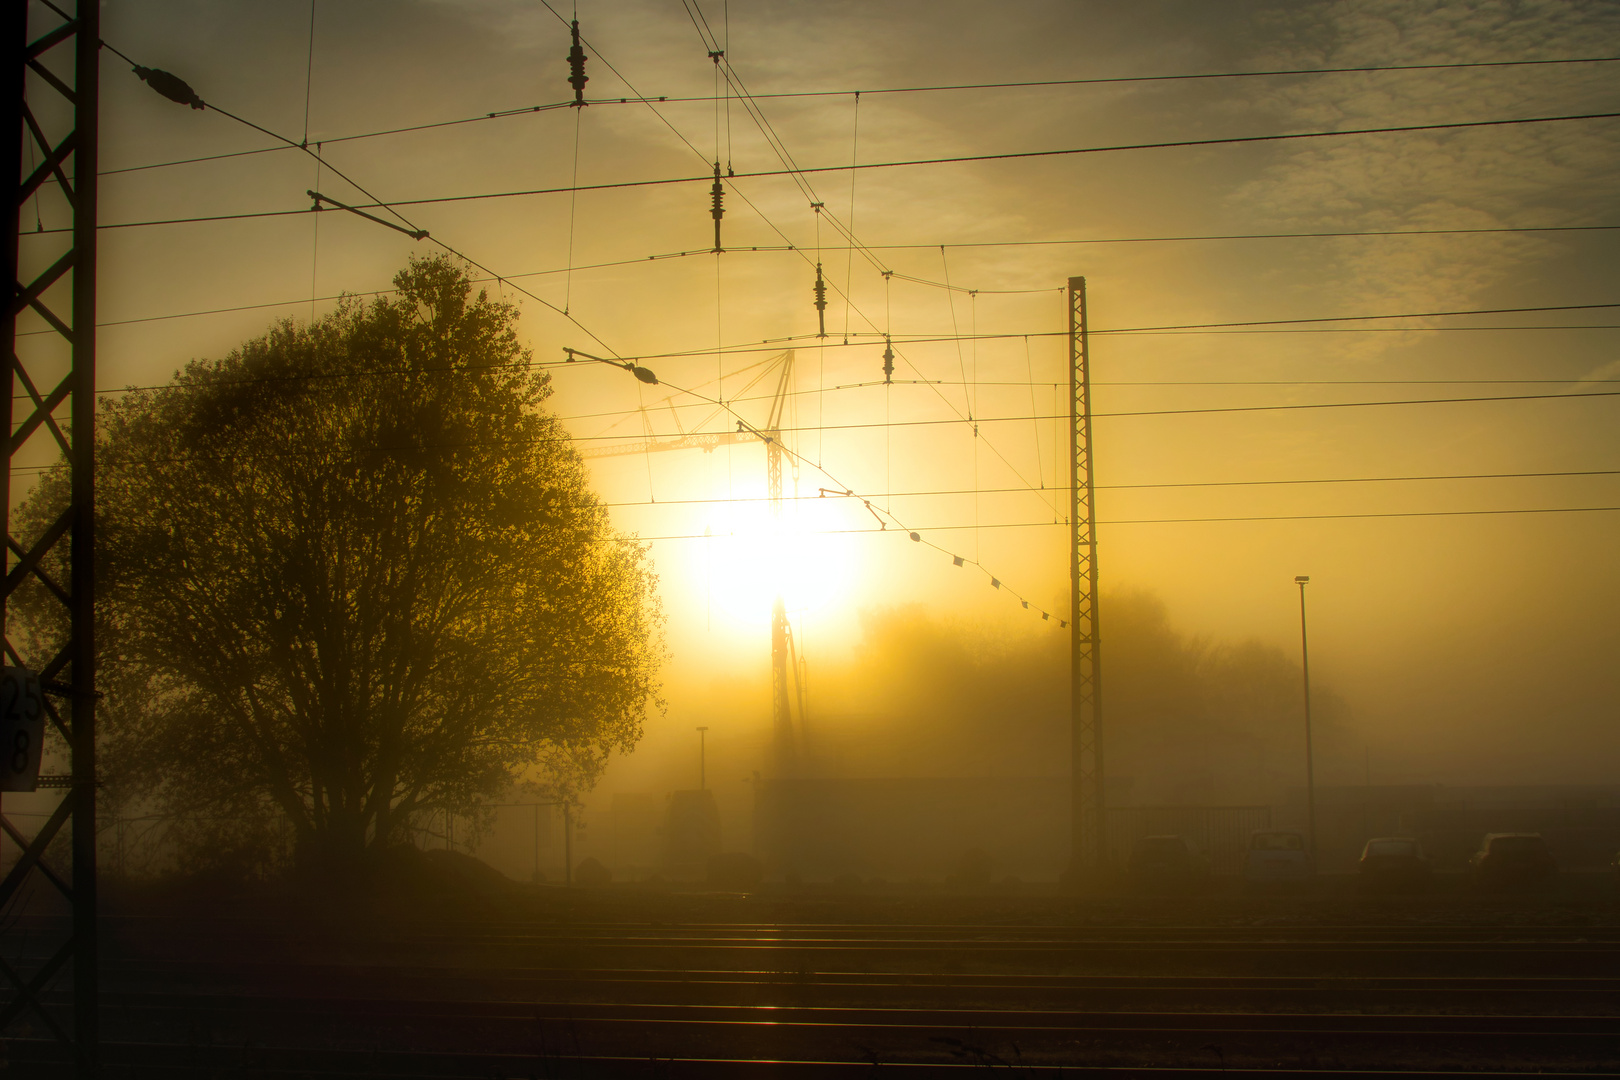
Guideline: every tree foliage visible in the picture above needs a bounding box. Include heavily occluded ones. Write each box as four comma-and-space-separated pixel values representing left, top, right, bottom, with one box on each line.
17, 257, 661, 864
806, 593, 1348, 804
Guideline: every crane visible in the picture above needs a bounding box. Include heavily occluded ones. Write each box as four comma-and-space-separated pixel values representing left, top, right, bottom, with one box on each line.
578, 350, 808, 775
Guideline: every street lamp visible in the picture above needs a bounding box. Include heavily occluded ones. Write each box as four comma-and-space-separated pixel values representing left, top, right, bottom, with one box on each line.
1294, 575, 1316, 859
696, 726, 709, 791
563, 346, 660, 384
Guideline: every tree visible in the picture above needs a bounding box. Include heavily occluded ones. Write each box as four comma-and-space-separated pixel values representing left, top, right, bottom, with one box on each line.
16, 256, 661, 868
805, 594, 1347, 805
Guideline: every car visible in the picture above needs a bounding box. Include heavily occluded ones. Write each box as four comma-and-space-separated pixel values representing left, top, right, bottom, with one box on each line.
1469, 832, 1557, 887
1357, 836, 1431, 890
1243, 830, 1314, 888
1127, 835, 1206, 889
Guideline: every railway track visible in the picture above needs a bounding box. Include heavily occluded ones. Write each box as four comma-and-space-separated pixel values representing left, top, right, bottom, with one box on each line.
5, 912, 1620, 1075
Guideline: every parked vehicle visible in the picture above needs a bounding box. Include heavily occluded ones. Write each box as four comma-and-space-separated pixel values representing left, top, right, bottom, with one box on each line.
1469, 833, 1557, 887
1127, 834, 1206, 889
1243, 830, 1313, 888
1357, 836, 1431, 890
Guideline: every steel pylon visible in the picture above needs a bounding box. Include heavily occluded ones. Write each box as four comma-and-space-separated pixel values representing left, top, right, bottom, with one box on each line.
1, 2, 100, 1073
1068, 277, 1105, 876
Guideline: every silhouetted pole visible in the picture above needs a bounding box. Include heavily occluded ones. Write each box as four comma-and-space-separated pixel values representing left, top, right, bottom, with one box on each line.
1068, 277, 1105, 877
1295, 575, 1317, 858
767, 354, 797, 776
564, 802, 574, 886
3, 5, 101, 1072
532, 803, 541, 881
697, 726, 709, 790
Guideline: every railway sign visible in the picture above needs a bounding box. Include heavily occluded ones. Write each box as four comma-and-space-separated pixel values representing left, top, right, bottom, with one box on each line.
0, 666, 46, 792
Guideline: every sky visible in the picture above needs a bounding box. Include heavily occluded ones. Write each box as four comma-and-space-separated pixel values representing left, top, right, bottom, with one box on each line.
15, 0, 1620, 843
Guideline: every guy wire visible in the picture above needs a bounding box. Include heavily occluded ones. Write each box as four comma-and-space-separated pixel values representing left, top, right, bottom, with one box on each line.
301, 0, 317, 147
565, 105, 582, 314
723, 0, 733, 172
843, 91, 859, 344
310, 145, 322, 323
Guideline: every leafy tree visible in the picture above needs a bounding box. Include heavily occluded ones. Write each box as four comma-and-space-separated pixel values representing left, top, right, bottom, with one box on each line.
16, 256, 661, 867
806, 594, 1347, 805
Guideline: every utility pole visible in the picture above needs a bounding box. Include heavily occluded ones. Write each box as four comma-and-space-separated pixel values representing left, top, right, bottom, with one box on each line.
2, 4, 100, 1074
563, 802, 574, 886
1295, 575, 1317, 858
1068, 277, 1105, 878
696, 726, 709, 790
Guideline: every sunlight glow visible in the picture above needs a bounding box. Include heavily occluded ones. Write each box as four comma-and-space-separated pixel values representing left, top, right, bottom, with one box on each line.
701, 494, 855, 627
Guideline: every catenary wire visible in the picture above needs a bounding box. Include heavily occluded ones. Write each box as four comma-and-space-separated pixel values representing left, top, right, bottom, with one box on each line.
229, 109, 1620, 215
79, 29, 1620, 615
97, 40, 630, 360
94, 55, 1620, 178
594, 504, 1620, 541
388, 469, 1620, 507
35, 391, 1615, 457
528, 3, 1057, 513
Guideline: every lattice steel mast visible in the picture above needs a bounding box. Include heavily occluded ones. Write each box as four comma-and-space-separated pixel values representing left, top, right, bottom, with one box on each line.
1068, 277, 1105, 876
576, 350, 806, 772
764, 351, 797, 774
1, 1, 100, 1073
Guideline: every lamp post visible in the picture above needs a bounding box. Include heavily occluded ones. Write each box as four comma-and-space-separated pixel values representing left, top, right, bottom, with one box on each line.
697, 726, 709, 791
1295, 575, 1317, 859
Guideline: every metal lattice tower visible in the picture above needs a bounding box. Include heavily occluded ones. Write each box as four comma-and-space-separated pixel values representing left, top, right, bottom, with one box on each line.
2, 2, 100, 1073
765, 351, 797, 773
1068, 277, 1105, 875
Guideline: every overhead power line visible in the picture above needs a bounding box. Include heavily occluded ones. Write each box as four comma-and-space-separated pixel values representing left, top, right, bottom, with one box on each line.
599, 505, 1620, 544
534, 469, 1620, 508
87, 109, 1615, 223
600, 503, 1620, 542
45, 390, 1614, 457
102, 41, 632, 361
625, 389, 1616, 440
19, 297, 1619, 389
96, 56, 1620, 179
646, 55, 1620, 101
96, 33, 1067, 617
521, 302, 1620, 366
76, 26, 1620, 625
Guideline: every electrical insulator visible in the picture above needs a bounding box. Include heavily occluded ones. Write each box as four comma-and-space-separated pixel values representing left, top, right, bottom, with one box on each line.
710, 163, 725, 252
567, 21, 589, 106
813, 264, 828, 338
133, 65, 204, 109
881, 337, 894, 385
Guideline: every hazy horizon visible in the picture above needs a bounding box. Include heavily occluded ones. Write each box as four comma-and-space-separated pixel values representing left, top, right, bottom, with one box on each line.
15, 1, 1619, 848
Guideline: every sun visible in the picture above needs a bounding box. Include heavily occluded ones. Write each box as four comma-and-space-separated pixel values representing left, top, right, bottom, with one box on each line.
700, 496, 855, 627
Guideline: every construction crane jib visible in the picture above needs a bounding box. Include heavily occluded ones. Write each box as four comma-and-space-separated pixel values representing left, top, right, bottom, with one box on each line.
578, 352, 808, 775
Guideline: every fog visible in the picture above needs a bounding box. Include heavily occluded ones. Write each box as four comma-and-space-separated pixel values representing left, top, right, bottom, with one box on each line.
7, 0, 1619, 887
564, 593, 1337, 864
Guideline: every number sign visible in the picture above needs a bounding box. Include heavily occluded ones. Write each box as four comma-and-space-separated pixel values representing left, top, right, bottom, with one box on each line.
0, 667, 45, 792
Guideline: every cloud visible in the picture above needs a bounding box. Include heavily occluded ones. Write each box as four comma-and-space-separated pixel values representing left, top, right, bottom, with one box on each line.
1231, 0, 1620, 316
